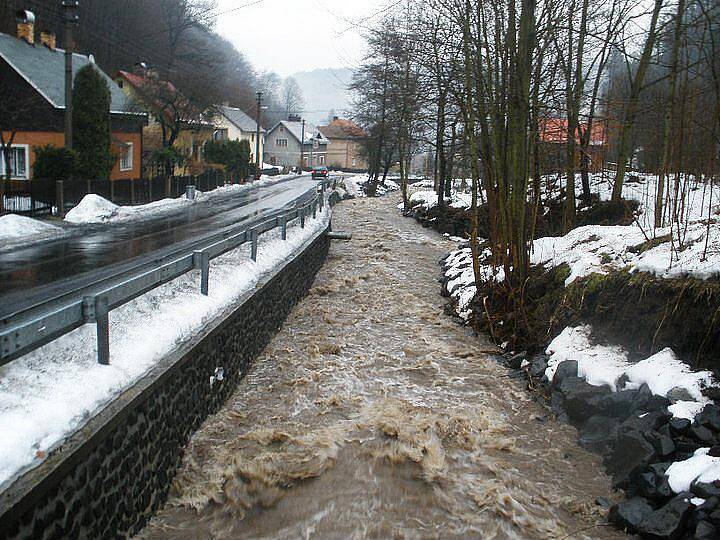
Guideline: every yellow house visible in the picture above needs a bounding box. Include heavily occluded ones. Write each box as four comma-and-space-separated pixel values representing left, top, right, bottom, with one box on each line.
214, 106, 265, 164
114, 68, 214, 175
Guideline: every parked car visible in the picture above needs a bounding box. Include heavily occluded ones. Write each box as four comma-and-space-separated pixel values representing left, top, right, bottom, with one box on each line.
311, 166, 329, 178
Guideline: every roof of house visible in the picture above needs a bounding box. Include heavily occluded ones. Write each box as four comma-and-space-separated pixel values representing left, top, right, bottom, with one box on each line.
0, 32, 141, 115
269, 121, 329, 145
316, 118, 366, 139
539, 118, 606, 145
220, 105, 264, 133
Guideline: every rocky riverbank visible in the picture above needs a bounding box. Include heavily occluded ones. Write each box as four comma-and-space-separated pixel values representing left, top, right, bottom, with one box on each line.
438, 248, 720, 539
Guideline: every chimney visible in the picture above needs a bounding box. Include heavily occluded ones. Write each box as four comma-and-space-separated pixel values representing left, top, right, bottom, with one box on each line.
16, 10, 36, 44
40, 29, 56, 50
133, 62, 148, 76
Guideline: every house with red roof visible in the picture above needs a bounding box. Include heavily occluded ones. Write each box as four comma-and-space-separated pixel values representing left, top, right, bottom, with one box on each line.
538, 118, 607, 173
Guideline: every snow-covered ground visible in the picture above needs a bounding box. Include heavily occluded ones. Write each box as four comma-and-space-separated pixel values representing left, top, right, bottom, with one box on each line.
0, 204, 330, 489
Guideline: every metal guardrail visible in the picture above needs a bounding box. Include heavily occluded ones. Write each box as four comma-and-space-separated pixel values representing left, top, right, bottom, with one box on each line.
0, 180, 330, 366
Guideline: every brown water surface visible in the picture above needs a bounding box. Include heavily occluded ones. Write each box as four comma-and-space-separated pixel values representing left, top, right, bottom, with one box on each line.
137, 194, 626, 539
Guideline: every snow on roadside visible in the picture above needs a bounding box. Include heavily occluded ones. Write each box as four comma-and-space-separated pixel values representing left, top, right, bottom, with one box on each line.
544, 325, 714, 415
64, 174, 295, 225
0, 205, 330, 489
0, 214, 63, 247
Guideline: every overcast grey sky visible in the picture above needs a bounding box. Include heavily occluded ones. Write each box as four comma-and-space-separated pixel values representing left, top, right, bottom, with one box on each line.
216, 0, 385, 77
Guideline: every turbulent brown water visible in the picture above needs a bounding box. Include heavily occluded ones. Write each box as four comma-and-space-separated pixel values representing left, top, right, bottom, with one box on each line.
137, 194, 626, 539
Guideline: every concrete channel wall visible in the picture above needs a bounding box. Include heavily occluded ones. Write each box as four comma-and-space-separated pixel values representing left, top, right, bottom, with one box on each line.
0, 228, 331, 539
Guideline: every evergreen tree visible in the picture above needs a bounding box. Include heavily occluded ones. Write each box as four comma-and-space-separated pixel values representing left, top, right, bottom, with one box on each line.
72, 65, 114, 179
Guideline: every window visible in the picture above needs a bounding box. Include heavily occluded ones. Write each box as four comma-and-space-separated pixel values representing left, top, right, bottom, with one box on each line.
0, 145, 29, 179
213, 129, 228, 141
352, 158, 356, 167
313, 138, 319, 149
251, 133, 255, 142
119, 142, 133, 171
276, 138, 288, 147
318, 155, 325, 165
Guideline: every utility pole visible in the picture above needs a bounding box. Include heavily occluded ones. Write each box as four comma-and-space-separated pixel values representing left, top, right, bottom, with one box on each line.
62, 1, 79, 150
255, 91, 263, 169
300, 119, 306, 170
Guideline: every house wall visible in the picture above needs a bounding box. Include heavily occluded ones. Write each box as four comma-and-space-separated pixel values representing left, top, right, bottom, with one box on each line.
214, 116, 265, 164
264, 124, 303, 168
1, 130, 143, 180
263, 126, 329, 168
326, 138, 367, 169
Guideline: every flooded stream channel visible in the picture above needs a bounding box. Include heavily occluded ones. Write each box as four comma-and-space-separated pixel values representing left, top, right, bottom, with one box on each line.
137, 194, 626, 539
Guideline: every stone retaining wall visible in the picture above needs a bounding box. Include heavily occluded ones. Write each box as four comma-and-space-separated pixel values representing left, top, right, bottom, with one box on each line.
0, 229, 330, 539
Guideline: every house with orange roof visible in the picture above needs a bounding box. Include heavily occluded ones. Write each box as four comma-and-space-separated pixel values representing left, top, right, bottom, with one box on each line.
316, 117, 368, 170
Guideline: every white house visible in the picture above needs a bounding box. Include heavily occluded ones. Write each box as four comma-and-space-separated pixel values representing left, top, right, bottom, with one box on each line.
214, 105, 265, 163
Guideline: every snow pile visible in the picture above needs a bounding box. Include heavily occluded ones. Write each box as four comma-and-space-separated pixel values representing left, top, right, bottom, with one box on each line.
0, 204, 331, 488
666, 448, 720, 494
0, 214, 62, 246
544, 325, 714, 417
64, 194, 120, 224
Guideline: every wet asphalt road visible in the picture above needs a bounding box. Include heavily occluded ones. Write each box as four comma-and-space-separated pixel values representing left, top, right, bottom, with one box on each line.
0, 176, 321, 318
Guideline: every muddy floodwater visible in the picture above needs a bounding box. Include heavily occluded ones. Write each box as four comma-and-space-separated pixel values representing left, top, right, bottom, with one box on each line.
137, 194, 626, 539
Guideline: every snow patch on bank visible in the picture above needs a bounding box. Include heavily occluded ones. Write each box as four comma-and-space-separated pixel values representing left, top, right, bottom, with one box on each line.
544, 325, 714, 414
0, 205, 330, 489
666, 448, 720, 493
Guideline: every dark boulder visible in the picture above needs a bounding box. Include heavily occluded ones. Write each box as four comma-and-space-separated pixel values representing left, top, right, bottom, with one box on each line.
551, 360, 578, 387
637, 495, 693, 540
637, 462, 673, 500
694, 520, 718, 539
646, 425, 677, 458
708, 445, 720, 457
620, 409, 671, 433
669, 417, 692, 435
554, 377, 612, 425
692, 481, 720, 499
505, 352, 526, 370
606, 428, 657, 488
578, 416, 619, 456
697, 405, 720, 432
589, 384, 670, 421
527, 355, 548, 379
691, 425, 716, 444
608, 497, 655, 533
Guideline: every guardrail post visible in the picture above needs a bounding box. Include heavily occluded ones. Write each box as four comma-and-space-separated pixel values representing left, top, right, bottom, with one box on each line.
83, 295, 110, 364
95, 296, 110, 365
319, 184, 325, 210
312, 200, 317, 219
193, 250, 210, 295
281, 215, 287, 240
251, 229, 259, 261
300, 207, 305, 229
